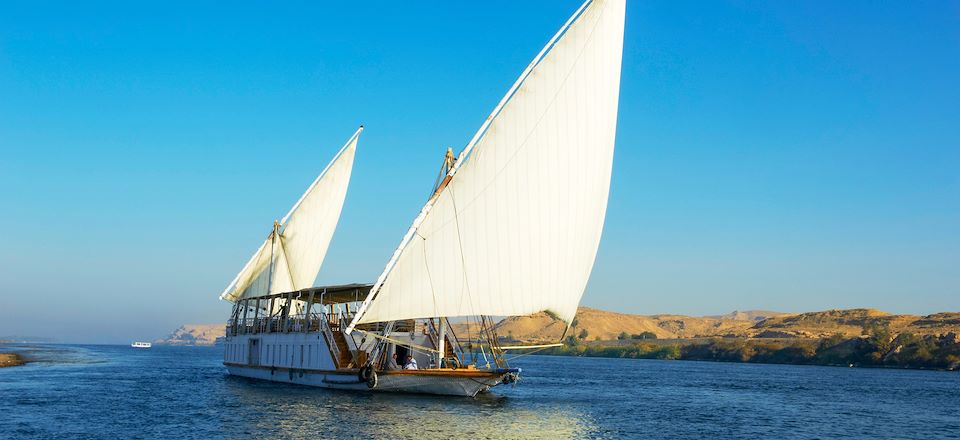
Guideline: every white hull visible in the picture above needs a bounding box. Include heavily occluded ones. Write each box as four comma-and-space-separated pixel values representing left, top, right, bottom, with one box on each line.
223, 331, 511, 397
225, 364, 505, 397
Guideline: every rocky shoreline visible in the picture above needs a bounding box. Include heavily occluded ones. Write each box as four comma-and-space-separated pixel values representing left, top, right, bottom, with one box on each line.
0, 353, 26, 368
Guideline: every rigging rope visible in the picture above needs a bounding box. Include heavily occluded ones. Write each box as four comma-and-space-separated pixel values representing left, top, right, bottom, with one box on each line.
504, 345, 555, 362
353, 329, 441, 355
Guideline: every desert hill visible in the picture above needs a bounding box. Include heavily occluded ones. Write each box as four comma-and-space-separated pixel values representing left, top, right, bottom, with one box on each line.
491, 307, 758, 342
156, 324, 224, 346
487, 307, 960, 343
706, 310, 786, 322
750, 309, 960, 338
164, 308, 960, 345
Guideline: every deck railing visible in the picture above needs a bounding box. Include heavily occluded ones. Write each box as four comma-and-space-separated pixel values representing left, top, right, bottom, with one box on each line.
225, 316, 323, 337
227, 315, 431, 339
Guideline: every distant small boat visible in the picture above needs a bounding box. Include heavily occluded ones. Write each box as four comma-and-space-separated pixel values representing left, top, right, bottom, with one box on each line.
131, 342, 152, 348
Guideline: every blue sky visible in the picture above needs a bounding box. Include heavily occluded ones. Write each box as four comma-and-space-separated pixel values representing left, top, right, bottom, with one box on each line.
1, 1, 957, 343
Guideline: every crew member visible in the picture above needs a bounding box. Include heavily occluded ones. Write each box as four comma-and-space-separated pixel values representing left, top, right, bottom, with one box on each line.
403, 355, 418, 370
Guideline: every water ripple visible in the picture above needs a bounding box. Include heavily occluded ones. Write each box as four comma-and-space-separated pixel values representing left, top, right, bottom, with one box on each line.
0, 344, 958, 439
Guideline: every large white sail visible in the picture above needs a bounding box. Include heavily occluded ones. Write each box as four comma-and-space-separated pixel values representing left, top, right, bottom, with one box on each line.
348, 0, 624, 330
219, 127, 362, 302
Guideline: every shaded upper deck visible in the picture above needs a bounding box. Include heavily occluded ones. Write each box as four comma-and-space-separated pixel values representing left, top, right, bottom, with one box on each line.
236, 283, 373, 305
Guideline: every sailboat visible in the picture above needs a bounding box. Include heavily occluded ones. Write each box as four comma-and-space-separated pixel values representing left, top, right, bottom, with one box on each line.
220, 0, 624, 397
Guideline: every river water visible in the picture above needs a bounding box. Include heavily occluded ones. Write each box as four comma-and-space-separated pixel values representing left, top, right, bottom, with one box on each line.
1, 344, 957, 439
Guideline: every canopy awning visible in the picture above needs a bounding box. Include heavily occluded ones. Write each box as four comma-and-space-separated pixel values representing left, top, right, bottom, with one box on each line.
236, 283, 373, 305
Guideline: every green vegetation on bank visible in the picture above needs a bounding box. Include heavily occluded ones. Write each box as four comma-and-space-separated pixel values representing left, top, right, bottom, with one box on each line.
544, 327, 960, 371
616, 331, 657, 340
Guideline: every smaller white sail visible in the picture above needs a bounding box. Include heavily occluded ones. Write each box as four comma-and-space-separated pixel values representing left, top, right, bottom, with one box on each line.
219, 127, 362, 302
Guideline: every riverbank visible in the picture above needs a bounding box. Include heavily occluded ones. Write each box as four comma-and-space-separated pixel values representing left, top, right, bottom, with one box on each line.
0, 353, 25, 368
539, 331, 960, 371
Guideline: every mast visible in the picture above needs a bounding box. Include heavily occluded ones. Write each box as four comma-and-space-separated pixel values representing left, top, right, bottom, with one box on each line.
437, 318, 446, 367
266, 221, 279, 295
433, 149, 455, 367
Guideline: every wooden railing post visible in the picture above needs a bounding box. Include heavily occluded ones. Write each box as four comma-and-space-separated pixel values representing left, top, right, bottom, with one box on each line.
305, 290, 315, 334
267, 296, 275, 333
240, 299, 249, 335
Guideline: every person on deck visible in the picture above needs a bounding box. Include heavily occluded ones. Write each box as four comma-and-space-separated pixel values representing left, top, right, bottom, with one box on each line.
386, 352, 400, 370
403, 355, 418, 370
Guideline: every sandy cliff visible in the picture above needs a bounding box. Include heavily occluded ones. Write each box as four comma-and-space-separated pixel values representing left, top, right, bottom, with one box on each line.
491, 307, 760, 342
156, 324, 225, 346
486, 307, 960, 343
